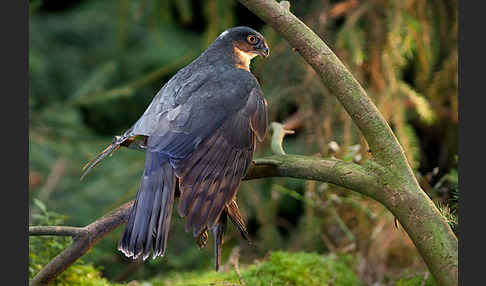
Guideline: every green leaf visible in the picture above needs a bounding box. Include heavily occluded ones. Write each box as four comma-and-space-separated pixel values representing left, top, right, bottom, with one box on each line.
33, 198, 47, 214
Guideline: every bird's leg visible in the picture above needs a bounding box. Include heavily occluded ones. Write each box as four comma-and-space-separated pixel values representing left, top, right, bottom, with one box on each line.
212, 211, 227, 272
121, 135, 147, 152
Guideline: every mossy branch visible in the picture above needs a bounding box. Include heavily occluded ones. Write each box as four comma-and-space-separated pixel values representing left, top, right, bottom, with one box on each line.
236, 1, 457, 285
29, 226, 85, 237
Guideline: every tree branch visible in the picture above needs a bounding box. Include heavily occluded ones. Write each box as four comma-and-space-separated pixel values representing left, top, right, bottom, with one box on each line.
269, 122, 294, 155
30, 202, 133, 286
29, 226, 85, 237
236, 1, 457, 285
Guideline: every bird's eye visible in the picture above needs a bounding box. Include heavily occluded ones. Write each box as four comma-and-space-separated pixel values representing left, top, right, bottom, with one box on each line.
247, 35, 258, 44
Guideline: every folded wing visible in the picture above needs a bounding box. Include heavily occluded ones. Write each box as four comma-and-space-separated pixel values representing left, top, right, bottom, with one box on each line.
173, 87, 267, 236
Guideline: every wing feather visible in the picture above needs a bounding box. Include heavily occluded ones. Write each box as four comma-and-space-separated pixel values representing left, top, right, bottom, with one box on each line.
249, 88, 268, 142
187, 149, 239, 235
177, 135, 231, 217
175, 92, 264, 236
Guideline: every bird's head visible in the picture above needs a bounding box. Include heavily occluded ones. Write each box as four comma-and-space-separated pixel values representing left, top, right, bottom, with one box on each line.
215, 26, 270, 70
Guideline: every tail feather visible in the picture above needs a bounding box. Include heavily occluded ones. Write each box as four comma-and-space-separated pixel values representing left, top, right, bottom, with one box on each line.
80, 143, 119, 181
118, 152, 175, 260
80, 132, 146, 181
154, 167, 175, 257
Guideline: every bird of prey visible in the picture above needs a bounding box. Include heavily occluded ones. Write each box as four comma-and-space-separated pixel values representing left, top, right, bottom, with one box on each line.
81, 26, 269, 271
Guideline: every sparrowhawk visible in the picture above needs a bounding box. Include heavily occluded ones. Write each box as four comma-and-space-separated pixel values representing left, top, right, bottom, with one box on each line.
82, 26, 269, 271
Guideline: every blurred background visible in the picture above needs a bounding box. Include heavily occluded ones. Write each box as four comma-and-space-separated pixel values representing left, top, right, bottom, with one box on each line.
29, 0, 458, 285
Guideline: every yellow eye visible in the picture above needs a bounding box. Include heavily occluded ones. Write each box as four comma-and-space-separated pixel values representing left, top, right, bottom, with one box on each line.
247, 35, 257, 44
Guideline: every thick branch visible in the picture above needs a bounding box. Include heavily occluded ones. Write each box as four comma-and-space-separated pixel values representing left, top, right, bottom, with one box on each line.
247, 155, 384, 200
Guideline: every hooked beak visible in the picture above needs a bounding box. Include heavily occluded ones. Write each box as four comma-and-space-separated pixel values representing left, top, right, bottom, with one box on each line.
256, 42, 270, 58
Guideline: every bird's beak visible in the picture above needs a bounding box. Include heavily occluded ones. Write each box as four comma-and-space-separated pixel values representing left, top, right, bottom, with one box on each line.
256, 42, 270, 58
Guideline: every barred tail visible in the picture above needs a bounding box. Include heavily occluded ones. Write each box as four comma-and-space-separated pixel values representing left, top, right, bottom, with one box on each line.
118, 151, 175, 260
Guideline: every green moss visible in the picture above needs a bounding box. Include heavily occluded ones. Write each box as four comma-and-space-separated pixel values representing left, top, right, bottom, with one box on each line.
150, 270, 239, 286
395, 274, 436, 286
52, 264, 125, 286
30, 236, 126, 286
29, 200, 126, 286
150, 251, 362, 286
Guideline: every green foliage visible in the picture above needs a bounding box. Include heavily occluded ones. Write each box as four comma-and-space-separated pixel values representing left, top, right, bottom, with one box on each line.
150, 251, 362, 286
149, 269, 238, 286
30, 199, 70, 278
395, 274, 436, 286
241, 251, 361, 286
29, 200, 124, 285
436, 202, 457, 232
49, 264, 124, 286
449, 172, 459, 206
433, 167, 458, 232
31, 198, 67, 226
434, 168, 458, 197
